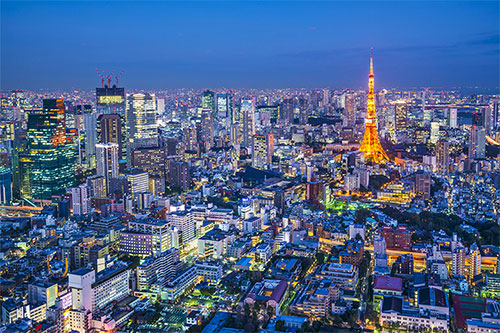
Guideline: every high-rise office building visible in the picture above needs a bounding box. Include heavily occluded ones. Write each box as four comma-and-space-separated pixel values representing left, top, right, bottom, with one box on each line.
449, 108, 458, 128
491, 100, 500, 130
122, 168, 149, 198
230, 123, 240, 148
430, 122, 440, 144
0, 167, 12, 205
183, 125, 198, 152
394, 100, 407, 130
120, 219, 172, 256
126, 93, 158, 162
131, 147, 166, 178
415, 172, 431, 200
252, 132, 274, 169
435, 140, 450, 174
470, 243, 481, 280
484, 105, 493, 133
297, 98, 308, 125
87, 176, 107, 198
83, 112, 97, 165
97, 114, 124, 159
374, 234, 388, 269
469, 126, 486, 159
20, 99, 75, 200
217, 92, 233, 123
96, 85, 126, 116
281, 98, 294, 124
201, 108, 214, 147
72, 184, 90, 215
95, 143, 119, 192
452, 247, 466, 277
241, 98, 255, 147
170, 161, 190, 192
202, 90, 216, 116
344, 93, 356, 127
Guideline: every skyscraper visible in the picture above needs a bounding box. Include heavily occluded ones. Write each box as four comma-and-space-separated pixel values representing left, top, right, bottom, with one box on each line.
170, 161, 190, 192
435, 140, 450, 174
449, 108, 458, 128
359, 51, 389, 163
452, 247, 466, 277
230, 123, 240, 148
95, 143, 119, 193
297, 97, 308, 125
183, 125, 198, 152
241, 98, 255, 147
281, 98, 294, 124
0, 167, 12, 205
252, 132, 274, 169
202, 90, 216, 116
469, 126, 486, 159
84, 112, 97, 167
126, 93, 158, 162
71, 184, 90, 215
344, 93, 356, 127
491, 100, 500, 130
373, 234, 388, 269
201, 108, 214, 147
430, 121, 440, 144
469, 243, 481, 280
123, 168, 149, 198
96, 85, 126, 116
394, 100, 407, 130
20, 99, 75, 200
97, 114, 124, 159
217, 92, 233, 123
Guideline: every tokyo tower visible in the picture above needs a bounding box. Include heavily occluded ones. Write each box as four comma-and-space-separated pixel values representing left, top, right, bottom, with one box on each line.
359, 50, 389, 163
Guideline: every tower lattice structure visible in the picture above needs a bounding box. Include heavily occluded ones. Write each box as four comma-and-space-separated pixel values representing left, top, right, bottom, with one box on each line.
359, 51, 389, 163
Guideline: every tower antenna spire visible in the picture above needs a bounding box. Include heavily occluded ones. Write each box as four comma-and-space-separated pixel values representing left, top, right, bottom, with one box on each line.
359, 48, 389, 163
370, 48, 374, 75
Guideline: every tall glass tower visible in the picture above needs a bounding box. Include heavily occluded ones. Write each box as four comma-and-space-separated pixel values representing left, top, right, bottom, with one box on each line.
20, 99, 75, 200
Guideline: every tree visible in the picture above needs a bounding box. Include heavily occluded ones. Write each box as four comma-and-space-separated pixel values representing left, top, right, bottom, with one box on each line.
315, 251, 326, 264
355, 208, 371, 223
244, 303, 251, 317
275, 319, 286, 332
311, 320, 322, 332
267, 305, 275, 318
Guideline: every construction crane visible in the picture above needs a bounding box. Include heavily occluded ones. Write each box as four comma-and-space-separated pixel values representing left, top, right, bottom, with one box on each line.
106, 72, 113, 88
115, 69, 124, 87
47, 255, 69, 278
96, 68, 106, 88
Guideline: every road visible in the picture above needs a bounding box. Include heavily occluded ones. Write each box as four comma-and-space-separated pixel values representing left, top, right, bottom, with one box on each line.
358, 257, 374, 326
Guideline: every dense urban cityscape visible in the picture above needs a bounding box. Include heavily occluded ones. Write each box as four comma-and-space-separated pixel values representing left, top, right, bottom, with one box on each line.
1, 0, 500, 332
0, 50, 499, 332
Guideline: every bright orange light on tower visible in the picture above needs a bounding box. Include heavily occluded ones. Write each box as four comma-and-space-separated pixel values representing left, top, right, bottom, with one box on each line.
359, 50, 389, 163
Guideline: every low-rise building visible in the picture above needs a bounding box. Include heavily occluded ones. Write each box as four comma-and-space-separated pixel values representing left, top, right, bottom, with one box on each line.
195, 261, 223, 283
379, 296, 449, 331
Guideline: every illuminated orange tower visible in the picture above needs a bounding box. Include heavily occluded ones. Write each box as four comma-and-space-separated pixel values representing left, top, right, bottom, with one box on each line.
359, 50, 389, 163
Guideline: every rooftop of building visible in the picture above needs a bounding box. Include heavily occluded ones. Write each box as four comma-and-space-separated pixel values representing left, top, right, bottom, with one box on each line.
374, 275, 403, 292
418, 287, 448, 308
453, 295, 487, 330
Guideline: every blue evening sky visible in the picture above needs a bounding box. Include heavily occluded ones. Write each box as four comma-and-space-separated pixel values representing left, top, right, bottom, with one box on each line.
1, 1, 499, 90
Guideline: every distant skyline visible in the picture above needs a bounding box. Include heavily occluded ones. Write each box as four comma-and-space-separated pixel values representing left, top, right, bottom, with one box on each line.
1, 1, 499, 91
